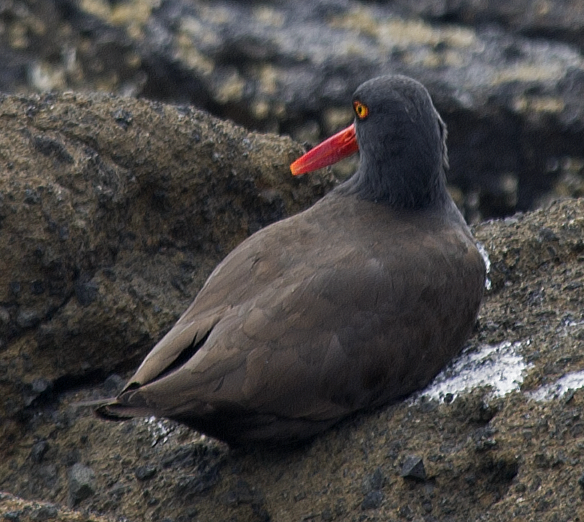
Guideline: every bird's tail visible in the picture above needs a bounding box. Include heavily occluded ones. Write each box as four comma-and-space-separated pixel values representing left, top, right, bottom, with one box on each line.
70, 395, 152, 421
94, 395, 156, 421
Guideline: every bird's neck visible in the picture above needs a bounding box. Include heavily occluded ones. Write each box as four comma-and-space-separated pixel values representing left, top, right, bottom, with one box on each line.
336, 157, 449, 210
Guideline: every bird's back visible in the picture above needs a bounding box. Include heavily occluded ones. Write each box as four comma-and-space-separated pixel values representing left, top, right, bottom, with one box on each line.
98, 192, 485, 445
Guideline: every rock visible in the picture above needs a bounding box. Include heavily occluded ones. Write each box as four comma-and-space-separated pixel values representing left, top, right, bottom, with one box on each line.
0, 91, 332, 425
4, 137, 584, 522
361, 490, 384, 510
400, 455, 427, 482
472, 426, 498, 452
134, 465, 157, 481
23, 379, 53, 408
2, 1, 584, 219
29, 441, 49, 464
68, 464, 96, 506
16, 311, 41, 330
174, 466, 221, 498
395, 0, 584, 49
74, 281, 99, 308
2, 3, 584, 520
0, 492, 111, 522
37, 465, 59, 492
361, 467, 384, 494
28, 505, 57, 521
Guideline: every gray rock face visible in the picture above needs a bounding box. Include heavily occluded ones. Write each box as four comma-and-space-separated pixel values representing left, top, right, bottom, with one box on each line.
401, 455, 427, 481
1, 2, 584, 521
0, 91, 332, 427
2, 1, 584, 218
1, 90, 584, 521
68, 464, 96, 506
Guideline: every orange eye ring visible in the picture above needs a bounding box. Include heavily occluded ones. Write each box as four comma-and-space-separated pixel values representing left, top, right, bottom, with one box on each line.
353, 101, 369, 120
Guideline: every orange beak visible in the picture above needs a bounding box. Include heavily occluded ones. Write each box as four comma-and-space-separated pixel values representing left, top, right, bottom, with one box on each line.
290, 123, 358, 176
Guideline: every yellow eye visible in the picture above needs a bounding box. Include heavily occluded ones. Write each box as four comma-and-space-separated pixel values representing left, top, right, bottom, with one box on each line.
353, 101, 369, 120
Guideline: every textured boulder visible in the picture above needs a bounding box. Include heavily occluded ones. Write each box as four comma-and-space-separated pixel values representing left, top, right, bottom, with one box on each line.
1, 198, 584, 520
0, 492, 114, 522
3, 1, 584, 218
2, 1, 584, 521
0, 91, 333, 431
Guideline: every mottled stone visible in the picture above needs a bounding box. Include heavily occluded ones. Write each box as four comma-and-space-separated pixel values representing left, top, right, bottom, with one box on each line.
68, 464, 96, 506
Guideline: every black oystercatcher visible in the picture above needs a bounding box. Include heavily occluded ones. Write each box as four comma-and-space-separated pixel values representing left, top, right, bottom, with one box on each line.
98, 75, 485, 446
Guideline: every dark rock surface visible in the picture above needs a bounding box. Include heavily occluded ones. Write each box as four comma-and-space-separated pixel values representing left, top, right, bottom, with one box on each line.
0, 91, 332, 434
395, 0, 584, 49
401, 455, 427, 482
3, 0, 584, 219
68, 463, 96, 506
1, 88, 584, 519
2, 1, 584, 521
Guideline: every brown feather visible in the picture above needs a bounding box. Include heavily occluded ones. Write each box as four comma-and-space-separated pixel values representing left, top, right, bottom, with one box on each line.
98, 194, 484, 444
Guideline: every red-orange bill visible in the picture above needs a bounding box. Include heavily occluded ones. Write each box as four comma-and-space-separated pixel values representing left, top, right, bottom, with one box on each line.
290, 123, 358, 176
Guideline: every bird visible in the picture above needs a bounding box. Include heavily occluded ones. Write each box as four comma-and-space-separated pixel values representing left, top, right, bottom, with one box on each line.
97, 75, 486, 446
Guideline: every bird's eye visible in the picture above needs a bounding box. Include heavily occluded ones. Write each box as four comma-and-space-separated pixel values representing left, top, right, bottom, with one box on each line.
353, 101, 369, 120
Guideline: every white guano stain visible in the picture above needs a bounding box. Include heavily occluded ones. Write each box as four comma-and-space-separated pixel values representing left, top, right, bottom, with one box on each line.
529, 370, 584, 402
418, 340, 531, 402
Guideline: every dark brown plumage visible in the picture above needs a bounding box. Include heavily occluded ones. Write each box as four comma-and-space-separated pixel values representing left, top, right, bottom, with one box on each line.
97, 75, 485, 446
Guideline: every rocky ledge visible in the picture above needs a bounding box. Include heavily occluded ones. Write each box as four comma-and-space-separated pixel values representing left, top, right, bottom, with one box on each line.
1, 92, 584, 521
3, 0, 584, 220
